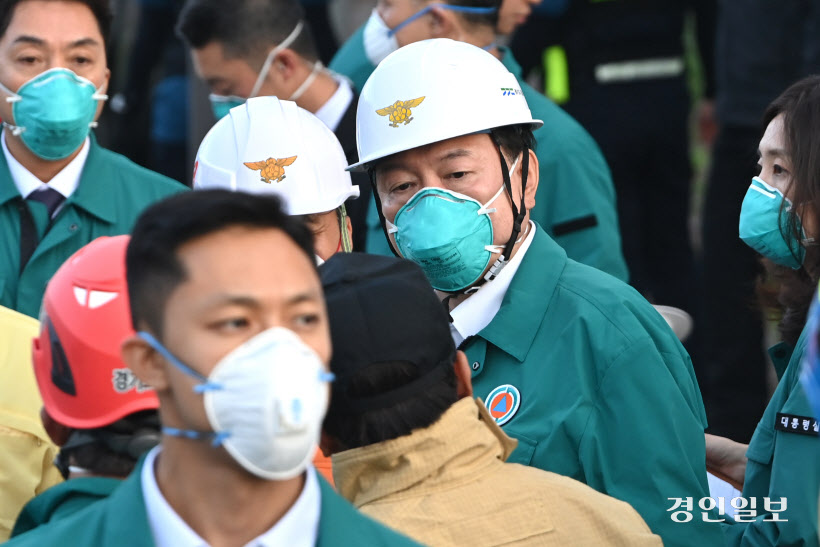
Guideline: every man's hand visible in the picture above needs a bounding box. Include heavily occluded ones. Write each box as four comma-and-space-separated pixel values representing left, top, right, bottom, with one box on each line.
705, 433, 748, 491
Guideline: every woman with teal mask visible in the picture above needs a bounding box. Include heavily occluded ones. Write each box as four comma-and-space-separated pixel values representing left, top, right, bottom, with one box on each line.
708, 75, 820, 545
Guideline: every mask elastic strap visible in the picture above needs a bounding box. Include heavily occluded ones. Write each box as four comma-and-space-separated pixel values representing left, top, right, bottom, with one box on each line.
336, 203, 353, 252
0, 82, 22, 135
368, 169, 402, 257
249, 20, 305, 99
486, 221, 529, 254
389, 4, 498, 36
3, 121, 24, 136
0, 80, 20, 103
137, 331, 223, 393
162, 426, 230, 447
289, 61, 322, 102
478, 155, 519, 215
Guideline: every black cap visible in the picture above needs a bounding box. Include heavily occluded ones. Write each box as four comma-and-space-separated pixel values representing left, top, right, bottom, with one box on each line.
320, 253, 456, 414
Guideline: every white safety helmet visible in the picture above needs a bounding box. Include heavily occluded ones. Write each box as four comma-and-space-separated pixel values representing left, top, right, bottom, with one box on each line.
348, 38, 542, 170
194, 97, 359, 215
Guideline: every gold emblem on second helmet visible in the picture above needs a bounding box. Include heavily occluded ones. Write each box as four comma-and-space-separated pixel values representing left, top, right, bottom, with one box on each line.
243, 156, 298, 183
376, 97, 426, 127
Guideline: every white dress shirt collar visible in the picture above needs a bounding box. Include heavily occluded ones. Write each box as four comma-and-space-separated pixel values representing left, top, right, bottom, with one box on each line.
314, 75, 353, 132
2, 129, 89, 200
141, 446, 321, 547
449, 221, 537, 347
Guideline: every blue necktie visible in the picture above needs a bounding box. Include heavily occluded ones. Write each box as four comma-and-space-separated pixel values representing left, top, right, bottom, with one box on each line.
27, 186, 65, 219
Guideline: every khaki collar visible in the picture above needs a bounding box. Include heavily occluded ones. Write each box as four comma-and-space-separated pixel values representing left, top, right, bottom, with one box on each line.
332, 397, 517, 508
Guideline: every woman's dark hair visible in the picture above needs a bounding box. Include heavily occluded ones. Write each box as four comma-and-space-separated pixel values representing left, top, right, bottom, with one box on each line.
758, 75, 820, 344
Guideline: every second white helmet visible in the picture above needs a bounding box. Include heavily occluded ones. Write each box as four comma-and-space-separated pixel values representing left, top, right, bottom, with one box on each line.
194, 97, 359, 215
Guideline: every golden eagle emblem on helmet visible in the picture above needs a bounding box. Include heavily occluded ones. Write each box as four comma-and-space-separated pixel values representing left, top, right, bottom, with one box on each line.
243, 156, 298, 183
376, 97, 426, 127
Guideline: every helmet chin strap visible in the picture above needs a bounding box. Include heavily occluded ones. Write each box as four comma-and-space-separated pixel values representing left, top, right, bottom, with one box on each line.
481, 134, 529, 287
443, 140, 530, 319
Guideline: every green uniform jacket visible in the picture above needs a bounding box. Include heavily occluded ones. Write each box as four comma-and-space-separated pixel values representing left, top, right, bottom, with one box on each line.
11, 477, 118, 537
462, 225, 722, 547
5, 461, 421, 546
330, 32, 629, 281
0, 137, 186, 318
721, 331, 820, 546
328, 26, 372, 92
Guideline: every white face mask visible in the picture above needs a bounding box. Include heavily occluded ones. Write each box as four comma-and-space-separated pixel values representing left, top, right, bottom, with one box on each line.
139, 327, 334, 480
362, 4, 497, 67
363, 9, 400, 66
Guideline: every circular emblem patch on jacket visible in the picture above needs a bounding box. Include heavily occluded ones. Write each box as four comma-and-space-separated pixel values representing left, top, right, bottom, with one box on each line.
486, 384, 520, 426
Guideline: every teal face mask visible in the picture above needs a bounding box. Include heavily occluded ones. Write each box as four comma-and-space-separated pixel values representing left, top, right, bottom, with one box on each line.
739, 176, 807, 269
0, 68, 107, 160
387, 179, 511, 293
387, 187, 502, 292
209, 95, 245, 120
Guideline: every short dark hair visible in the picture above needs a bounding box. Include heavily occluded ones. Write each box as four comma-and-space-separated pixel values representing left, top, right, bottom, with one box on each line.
0, 0, 111, 46
491, 123, 537, 162
126, 189, 316, 337
322, 361, 458, 450
176, 0, 318, 65
445, 0, 500, 29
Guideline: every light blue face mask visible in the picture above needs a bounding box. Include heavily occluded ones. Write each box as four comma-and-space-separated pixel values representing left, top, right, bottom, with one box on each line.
0, 68, 107, 160
209, 95, 245, 120
739, 176, 808, 269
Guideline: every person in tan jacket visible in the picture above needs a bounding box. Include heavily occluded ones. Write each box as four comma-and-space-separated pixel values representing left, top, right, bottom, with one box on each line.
318, 253, 662, 547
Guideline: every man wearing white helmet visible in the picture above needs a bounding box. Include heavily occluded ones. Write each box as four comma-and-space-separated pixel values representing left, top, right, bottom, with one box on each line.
177, 0, 371, 252
330, 0, 628, 284
193, 97, 359, 264
353, 39, 723, 547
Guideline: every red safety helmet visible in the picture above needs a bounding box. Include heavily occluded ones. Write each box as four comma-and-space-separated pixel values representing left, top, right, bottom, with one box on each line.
32, 235, 158, 429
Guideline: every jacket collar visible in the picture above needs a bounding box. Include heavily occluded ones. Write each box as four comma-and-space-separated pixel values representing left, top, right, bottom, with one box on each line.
332, 397, 517, 508
478, 225, 565, 361
0, 143, 21, 206
0, 134, 116, 223
64, 135, 116, 223
100, 456, 155, 546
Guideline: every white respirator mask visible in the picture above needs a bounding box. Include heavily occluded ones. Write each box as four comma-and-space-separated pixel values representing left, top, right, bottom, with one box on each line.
139, 327, 333, 480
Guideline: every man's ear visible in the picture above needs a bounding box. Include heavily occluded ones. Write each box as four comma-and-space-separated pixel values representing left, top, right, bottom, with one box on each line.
345, 215, 353, 242
41, 408, 72, 446
453, 350, 473, 398
429, 5, 463, 40
522, 148, 539, 211
270, 49, 300, 82
121, 334, 171, 391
